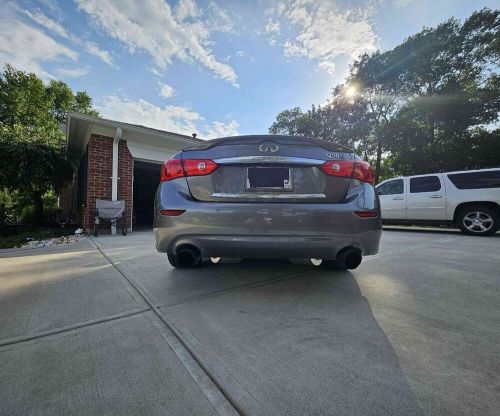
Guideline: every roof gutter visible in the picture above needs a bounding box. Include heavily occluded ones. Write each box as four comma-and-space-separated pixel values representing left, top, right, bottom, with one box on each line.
65, 113, 71, 152
111, 127, 123, 234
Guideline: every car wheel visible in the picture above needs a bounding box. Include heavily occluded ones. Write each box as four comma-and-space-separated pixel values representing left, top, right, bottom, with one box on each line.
457, 205, 499, 236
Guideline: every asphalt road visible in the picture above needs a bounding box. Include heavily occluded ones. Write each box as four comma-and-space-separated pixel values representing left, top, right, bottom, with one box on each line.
0, 229, 499, 416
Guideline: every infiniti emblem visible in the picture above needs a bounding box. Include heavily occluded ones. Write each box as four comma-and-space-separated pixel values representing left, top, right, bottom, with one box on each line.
259, 143, 279, 153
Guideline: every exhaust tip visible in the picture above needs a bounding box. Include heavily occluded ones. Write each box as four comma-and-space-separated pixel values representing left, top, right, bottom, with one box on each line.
335, 248, 362, 270
174, 245, 202, 268
311, 258, 323, 266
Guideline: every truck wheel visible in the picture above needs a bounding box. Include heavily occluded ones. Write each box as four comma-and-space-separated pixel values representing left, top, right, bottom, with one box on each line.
457, 205, 499, 236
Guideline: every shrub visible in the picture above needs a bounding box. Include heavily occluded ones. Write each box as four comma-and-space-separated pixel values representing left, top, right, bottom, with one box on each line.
20, 205, 63, 225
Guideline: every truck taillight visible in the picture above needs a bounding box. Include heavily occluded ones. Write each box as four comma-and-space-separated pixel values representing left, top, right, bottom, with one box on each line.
320, 160, 374, 184
160, 159, 218, 182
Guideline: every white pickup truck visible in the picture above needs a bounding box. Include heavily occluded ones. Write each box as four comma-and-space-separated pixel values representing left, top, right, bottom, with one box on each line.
376, 168, 500, 236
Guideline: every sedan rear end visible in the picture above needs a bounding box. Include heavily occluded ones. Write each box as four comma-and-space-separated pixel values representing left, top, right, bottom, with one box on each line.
154, 135, 381, 268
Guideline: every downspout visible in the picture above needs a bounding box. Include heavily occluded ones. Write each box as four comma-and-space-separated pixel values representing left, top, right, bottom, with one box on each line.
111, 127, 122, 234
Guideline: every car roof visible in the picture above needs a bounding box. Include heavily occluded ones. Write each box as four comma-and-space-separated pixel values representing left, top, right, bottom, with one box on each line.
378, 167, 500, 184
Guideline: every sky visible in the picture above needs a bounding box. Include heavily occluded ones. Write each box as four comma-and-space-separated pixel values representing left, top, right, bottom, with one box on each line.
0, 0, 498, 139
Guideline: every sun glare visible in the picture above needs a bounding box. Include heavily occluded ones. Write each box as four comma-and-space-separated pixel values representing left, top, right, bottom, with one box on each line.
344, 85, 357, 97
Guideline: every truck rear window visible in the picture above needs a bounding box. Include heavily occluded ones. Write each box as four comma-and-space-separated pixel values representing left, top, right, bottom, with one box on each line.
448, 171, 500, 189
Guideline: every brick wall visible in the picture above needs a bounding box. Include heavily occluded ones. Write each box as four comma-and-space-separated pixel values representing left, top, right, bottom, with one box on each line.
83, 134, 133, 232
118, 139, 133, 230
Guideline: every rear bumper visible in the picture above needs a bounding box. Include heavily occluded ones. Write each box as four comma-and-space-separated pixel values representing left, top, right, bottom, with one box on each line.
154, 180, 382, 259
154, 230, 381, 259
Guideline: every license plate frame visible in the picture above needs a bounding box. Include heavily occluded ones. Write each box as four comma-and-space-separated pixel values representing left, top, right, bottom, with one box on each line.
244, 166, 293, 191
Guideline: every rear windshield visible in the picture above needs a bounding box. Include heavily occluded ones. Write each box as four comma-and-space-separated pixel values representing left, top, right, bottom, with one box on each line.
448, 171, 500, 189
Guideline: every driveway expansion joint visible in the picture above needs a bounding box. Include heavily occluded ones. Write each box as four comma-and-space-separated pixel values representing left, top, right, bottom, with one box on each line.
88, 236, 247, 416
0, 308, 150, 349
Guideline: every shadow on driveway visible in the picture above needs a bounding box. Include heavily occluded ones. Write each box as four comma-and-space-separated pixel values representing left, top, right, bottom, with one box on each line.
161, 262, 424, 416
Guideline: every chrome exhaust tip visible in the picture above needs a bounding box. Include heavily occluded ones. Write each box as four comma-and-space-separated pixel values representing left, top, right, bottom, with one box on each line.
310, 258, 323, 266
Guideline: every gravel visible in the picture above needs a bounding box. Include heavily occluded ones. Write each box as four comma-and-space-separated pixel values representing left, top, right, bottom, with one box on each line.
22, 234, 86, 248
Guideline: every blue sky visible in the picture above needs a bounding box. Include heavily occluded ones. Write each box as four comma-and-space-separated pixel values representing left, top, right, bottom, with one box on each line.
0, 0, 498, 138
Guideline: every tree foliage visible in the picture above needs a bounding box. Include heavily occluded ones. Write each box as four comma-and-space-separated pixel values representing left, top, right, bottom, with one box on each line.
0, 64, 98, 225
269, 8, 500, 183
0, 125, 73, 225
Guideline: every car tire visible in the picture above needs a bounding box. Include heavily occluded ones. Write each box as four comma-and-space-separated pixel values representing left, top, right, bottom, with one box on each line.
457, 205, 499, 236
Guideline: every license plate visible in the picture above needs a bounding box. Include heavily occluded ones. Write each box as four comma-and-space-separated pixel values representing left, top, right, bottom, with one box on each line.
245, 167, 292, 190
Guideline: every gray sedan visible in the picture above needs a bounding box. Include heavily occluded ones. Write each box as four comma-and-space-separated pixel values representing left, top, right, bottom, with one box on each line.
154, 135, 381, 269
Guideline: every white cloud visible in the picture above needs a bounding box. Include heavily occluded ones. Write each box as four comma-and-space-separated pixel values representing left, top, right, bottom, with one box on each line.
23, 9, 113, 66
75, 0, 238, 86
265, 20, 280, 35
38, 0, 65, 20
159, 82, 175, 98
56, 66, 90, 78
0, 19, 77, 78
204, 120, 239, 139
206, 1, 235, 33
80, 40, 113, 66
148, 67, 163, 77
175, 0, 201, 21
265, 0, 378, 75
393, 0, 414, 6
23, 9, 68, 37
97, 95, 239, 139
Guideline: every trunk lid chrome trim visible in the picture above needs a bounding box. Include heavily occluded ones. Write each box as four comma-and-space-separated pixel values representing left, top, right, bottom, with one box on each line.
211, 192, 326, 199
213, 156, 325, 165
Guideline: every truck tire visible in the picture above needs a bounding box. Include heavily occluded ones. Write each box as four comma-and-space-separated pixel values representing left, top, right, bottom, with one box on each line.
457, 204, 499, 236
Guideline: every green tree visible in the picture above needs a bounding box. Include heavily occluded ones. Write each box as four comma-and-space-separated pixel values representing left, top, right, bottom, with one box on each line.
46, 80, 98, 124
269, 8, 500, 181
0, 64, 98, 225
0, 125, 73, 226
382, 9, 500, 174
269, 96, 372, 151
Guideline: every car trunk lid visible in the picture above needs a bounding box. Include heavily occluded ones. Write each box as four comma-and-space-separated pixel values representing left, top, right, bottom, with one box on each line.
181, 135, 354, 203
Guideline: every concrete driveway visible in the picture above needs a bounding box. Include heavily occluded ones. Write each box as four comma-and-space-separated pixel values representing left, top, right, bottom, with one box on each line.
1, 230, 499, 415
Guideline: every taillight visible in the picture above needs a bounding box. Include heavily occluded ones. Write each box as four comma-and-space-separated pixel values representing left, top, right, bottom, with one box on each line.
354, 211, 378, 218
161, 159, 184, 181
319, 160, 374, 184
160, 159, 218, 181
320, 160, 354, 177
159, 209, 185, 216
182, 159, 218, 177
352, 160, 374, 184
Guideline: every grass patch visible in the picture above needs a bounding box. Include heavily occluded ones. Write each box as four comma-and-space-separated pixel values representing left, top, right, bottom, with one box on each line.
0, 226, 75, 249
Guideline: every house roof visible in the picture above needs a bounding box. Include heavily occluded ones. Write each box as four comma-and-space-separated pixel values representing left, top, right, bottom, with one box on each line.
66, 112, 201, 161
